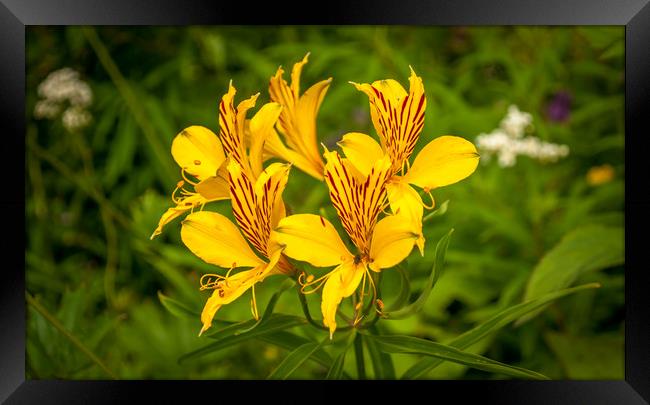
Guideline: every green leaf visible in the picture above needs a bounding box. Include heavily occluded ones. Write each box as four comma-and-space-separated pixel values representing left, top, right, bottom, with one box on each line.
325, 331, 357, 380
258, 331, 334, 369
402, 283, 600, 379
367, 335, 548, 380
383, 229, 453, 319
178, 314, 307, 364
365, 327, 396, 379
157, 291, 200, 319
518, 225, 623, 324
267, 337, 330, 380
423, 200, 449, 223
385, 265, 411, 312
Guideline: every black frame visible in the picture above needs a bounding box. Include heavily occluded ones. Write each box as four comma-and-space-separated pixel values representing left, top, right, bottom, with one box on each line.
4, 0, 650, 403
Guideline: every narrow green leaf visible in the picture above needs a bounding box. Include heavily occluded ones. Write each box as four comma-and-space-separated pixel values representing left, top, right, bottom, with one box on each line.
267, 337, 330, 380
368, 335, 548, 380
326, 331, 357, 380
402, 283, 600, 379
519, 225, 623, 324
385, 265, 411, 312
383, 229, 453, 319
179, 314, 307, 364
258, 331, 333, 369
157, 291, 199, 319
365, 327, 396, 379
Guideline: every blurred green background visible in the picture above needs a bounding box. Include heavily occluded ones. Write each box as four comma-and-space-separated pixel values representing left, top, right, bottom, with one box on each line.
25, 26, 624, 379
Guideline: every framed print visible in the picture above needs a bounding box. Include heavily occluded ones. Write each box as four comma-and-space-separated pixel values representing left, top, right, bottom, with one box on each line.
3, 0, 650, 403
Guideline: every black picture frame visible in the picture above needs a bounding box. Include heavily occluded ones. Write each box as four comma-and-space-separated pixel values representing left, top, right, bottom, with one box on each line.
4, 0, 649, 403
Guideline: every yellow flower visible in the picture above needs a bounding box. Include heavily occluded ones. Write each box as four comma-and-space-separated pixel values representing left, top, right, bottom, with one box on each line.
272, 149, 422, 338
586, 164, 614, 186
266, 53, 332, 180
149, 125, 230, 239
151, 82, 282, 239
347, 67, 479, 241
182, 160, 292, 336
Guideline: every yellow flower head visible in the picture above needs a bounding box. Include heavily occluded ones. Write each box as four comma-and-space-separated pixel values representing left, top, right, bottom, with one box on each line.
182, 159, 292, 336
272, 148, 422, 338
150, 82, 282, 239
348, 68, 480, 241
265, 53, 332, 180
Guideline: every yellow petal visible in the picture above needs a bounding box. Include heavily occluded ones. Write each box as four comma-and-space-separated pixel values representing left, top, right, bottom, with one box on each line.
385, 179, 423, 222
181, 211, 263, 269
290, 53, 310, 97
321, 260, 366, 338
263, 128, 324, 180
369, 214, 421, 271
405, 135, 479, 190
352, 68, 426, 173
273, 214, 352, 267
171, 126, 225, 180
194, 176, 229, 201
249, 102, 283, 177
337, 132, 384, 177
294, 78, 332, 163
150, 194, 205, 239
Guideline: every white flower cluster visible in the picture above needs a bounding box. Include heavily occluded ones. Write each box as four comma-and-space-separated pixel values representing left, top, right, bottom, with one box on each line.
476, 105, 569, 167
34, 68, 93, 131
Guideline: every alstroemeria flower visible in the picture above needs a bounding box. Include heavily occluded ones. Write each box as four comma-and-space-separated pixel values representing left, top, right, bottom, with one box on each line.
265, 53, 332, 180
181, 160, 292, 336
272, 149, 422, 338
347, 68, 479, 243
151, 82, 282, 239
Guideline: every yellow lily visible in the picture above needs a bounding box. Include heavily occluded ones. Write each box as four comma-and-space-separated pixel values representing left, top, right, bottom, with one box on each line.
151, 81, 282, 239
181, 160, 292, 336
346, 67, 479, 241
272, 149, 422, 338
266, 53, 332, 180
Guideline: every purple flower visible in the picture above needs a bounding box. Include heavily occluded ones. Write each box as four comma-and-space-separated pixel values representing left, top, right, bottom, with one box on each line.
546, 91, 572, 122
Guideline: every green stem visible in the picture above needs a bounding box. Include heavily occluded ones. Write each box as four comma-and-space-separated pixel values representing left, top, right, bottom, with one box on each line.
26, 292, 117, 379
354, 332, 366, 379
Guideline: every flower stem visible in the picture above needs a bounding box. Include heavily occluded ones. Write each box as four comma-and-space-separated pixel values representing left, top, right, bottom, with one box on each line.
354, 332, 366, 379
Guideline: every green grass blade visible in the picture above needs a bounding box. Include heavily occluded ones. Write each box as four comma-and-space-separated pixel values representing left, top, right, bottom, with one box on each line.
157, 291, 200, 319
402, 282, 601, 379
267, 337, 329, 380
383, 229, 453, 319
27, 293, 117, 379
367, 334, 549, 380
178, 314, 307, 364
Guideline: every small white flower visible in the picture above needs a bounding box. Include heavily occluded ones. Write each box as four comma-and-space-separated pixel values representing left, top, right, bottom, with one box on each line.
34, 67, 93, 131
476, 105, 569, 167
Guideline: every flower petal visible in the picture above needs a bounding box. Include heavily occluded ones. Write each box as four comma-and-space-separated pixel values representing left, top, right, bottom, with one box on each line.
263, 128, 324, 180
171, 126, 226, 180
181, 211, 263, 269
385, 179, 423, 222
249, 102, 283, 177
273, 214, 352, 267
150, 194, 205, 239
352, 68, 426, 173
321, 260, 366, 338
337, 132, 384, 177
405, 135, 479, 190
369, 214, 421, 271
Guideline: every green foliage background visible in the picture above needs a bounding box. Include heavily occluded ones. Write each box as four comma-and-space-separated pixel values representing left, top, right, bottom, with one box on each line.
25, 26, 624, 379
